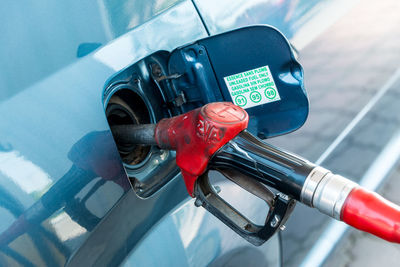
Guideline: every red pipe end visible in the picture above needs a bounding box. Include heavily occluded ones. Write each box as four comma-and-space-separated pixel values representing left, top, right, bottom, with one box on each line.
341, 187, 400, 243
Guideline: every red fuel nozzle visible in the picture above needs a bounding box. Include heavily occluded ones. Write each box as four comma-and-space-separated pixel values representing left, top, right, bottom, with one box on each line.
341, 187, 400, 243
154, 102, 248, 196
111, 102, 249, 196
111, 102, 400, 244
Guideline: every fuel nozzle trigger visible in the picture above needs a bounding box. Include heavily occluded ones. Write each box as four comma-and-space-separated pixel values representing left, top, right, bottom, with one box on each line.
194, 168, 296, 245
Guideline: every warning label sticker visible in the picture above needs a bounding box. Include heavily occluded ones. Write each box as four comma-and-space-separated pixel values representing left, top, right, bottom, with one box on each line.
223, 65, 280, 109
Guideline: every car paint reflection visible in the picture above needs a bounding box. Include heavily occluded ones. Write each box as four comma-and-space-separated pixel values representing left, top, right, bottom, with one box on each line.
122, 179, 279, 267
0, 131, 129, 265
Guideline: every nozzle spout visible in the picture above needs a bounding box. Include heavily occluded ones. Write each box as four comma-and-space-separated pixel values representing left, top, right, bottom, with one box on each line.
110, 124, 157, 146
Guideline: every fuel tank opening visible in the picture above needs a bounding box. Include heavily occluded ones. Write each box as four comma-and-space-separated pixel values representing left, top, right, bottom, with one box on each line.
106, 89, 152, 166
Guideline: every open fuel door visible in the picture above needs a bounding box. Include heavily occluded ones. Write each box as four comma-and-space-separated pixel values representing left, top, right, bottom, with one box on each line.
167, 25, 308, 138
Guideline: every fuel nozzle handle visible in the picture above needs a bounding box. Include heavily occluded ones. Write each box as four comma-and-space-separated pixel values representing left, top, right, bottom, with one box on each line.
212, 131, 400, 243
111, 102, 400, 243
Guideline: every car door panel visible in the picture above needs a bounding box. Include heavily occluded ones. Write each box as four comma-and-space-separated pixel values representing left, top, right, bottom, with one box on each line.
0, 1, 206, 265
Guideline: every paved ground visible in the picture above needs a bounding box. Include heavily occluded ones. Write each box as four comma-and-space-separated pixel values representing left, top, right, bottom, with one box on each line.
265, 0, 400, 266
323, 163, 400, 267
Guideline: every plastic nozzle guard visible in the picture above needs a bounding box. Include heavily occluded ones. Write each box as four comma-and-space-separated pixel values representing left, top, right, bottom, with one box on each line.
341, 187, 400, 243
154, 102, 249, 196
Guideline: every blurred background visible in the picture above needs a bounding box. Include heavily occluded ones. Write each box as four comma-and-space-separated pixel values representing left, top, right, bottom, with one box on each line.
265, 0, 400, 266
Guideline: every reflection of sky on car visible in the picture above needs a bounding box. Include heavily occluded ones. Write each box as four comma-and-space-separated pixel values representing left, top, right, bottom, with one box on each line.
0, 0, 182, 102
0, 150, 51, 194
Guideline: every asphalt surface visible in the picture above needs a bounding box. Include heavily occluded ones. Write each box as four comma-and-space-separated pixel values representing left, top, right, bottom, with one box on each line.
323, 162, 400, 267
265, 0, 400, 266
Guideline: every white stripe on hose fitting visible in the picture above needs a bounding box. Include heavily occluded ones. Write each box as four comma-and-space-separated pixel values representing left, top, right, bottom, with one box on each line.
301, 167, 358, 220
300, 166, 331, 206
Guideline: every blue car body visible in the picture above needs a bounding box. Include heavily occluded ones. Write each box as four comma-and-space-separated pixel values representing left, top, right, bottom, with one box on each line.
0, 1, 323, 266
